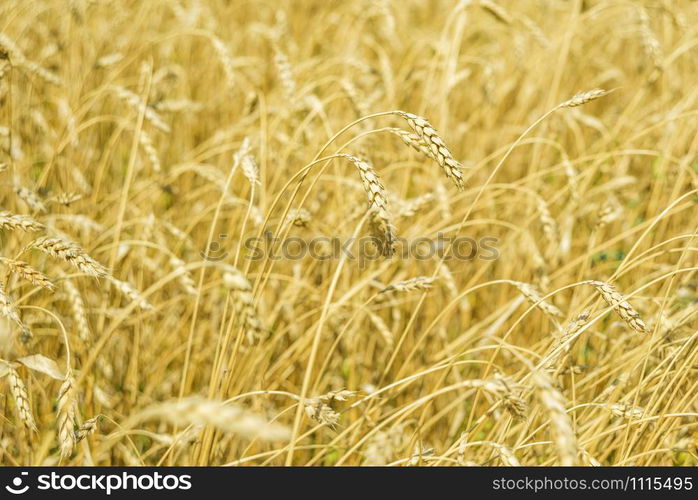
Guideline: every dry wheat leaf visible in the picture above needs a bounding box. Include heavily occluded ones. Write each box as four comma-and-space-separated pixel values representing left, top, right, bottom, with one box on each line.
17, 354, 64, 380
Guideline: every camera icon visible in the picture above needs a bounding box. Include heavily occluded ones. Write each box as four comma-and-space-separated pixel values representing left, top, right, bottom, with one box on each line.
5, 472, 29, 494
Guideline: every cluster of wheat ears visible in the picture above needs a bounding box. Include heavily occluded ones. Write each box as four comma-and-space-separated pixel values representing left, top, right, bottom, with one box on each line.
0, 0, 696, 466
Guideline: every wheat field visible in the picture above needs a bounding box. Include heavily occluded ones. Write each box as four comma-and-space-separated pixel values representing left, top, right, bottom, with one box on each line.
0, 0, 697, 467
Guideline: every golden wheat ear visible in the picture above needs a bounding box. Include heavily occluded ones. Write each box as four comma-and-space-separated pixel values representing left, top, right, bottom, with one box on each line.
223, 269, 264, 344
533, 371, 578, 466
339, 154, 396, 257
588, 280, 649, 333
0, 257, 55, 290
30, 237, 108, 278
394, 112, 465, 191
558, 88, 616, 108
57, 372, 77, 459
7, 365, 38, 432
0, 211, 44, 232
